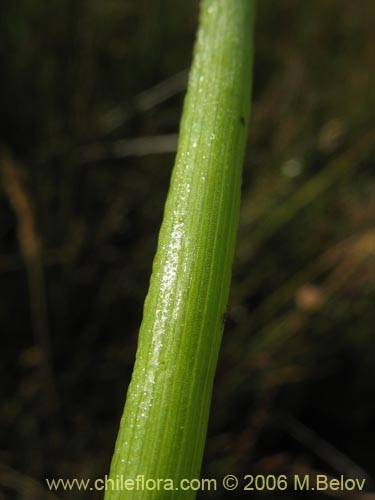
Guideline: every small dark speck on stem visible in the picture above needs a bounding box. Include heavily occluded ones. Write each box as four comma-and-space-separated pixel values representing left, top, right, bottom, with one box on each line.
240, 116, 245, 126
222, 311, 228, 325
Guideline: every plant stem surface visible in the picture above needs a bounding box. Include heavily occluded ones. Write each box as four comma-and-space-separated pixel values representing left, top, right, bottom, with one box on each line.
105, 1, 255, 498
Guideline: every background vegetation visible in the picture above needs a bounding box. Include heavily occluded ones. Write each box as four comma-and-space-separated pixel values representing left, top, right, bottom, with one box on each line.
0, 0, 374, 498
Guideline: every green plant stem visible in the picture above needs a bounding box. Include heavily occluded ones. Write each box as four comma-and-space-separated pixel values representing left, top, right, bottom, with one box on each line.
105, 1, 255, 498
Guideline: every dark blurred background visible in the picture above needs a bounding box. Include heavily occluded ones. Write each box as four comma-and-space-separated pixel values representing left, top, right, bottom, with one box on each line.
0, 0, 374, 499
